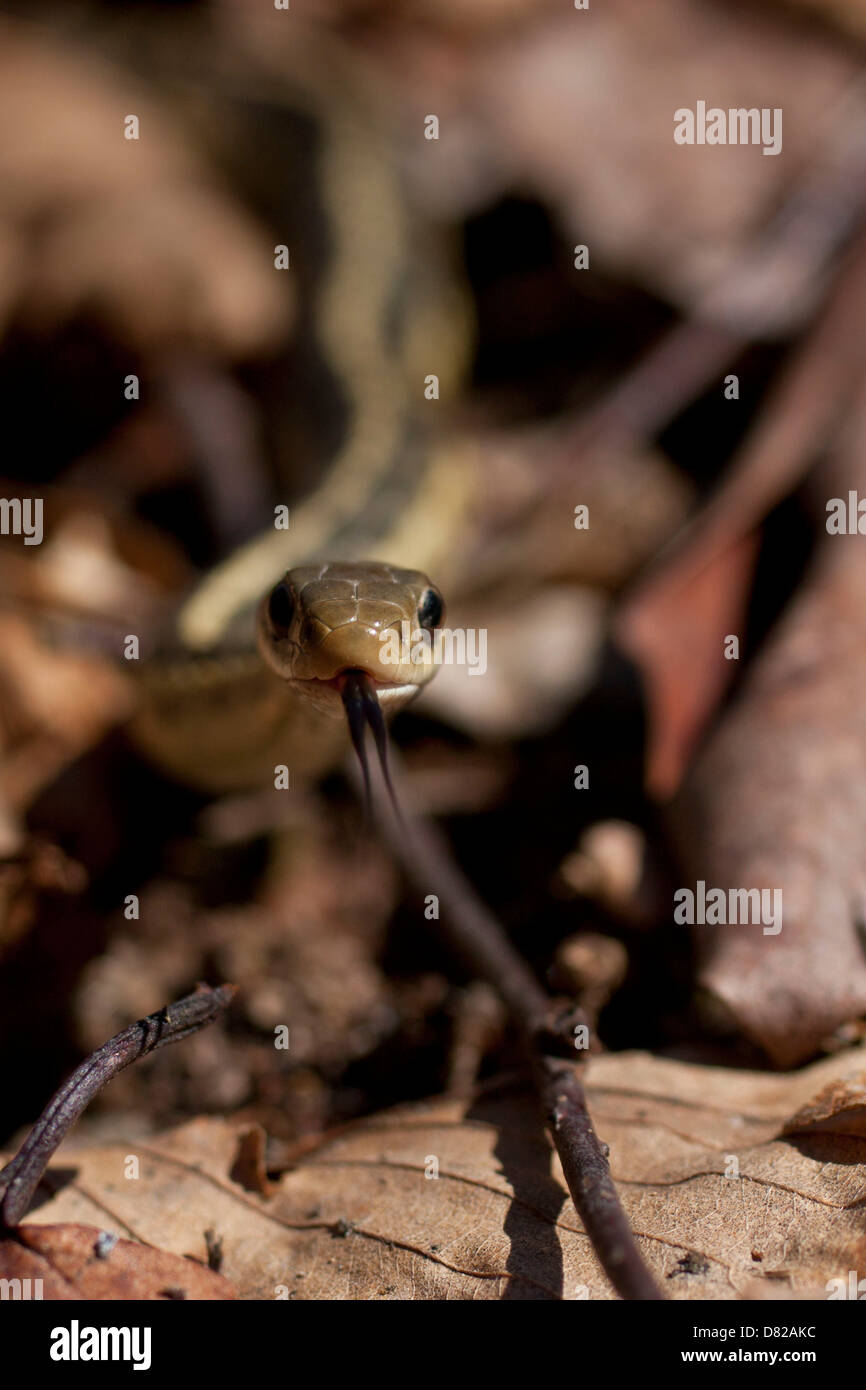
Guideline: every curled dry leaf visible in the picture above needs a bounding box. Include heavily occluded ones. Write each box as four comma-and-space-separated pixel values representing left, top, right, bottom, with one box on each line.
783, 1078, 866, 1139
463, 432, 694, 595
669, 560, 866, 1065
27, 185, 290, 358
669, 408, 866, 1067
616, 530, 761, 800
617, 223, 866, 800
0, 1223, 235, 1300
0, 16, 291, 355
377, 0, 857, 311
10, 1044, 866, 1300
0, 614, 132, 816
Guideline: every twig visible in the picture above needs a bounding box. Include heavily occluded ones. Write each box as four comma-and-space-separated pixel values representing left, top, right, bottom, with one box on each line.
565, 318, 743, 459
160, 359, 272, 553
0, 983, 236, 1229
552, 78, 866, 503
550, 82, 866, 472
351, 755, 663, 1300
625, 219, 866, 602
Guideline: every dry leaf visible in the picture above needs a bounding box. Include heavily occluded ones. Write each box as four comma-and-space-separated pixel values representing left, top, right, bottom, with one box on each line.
0, 614, 132, 816
373, 0, 857, 310
0, 16, 291, 355
783, 1077, 866, 1138
669, 406, 866, 1066
617, 532, 760, 798
0, 1223, 235, 1300
10, 1045, 866, 1300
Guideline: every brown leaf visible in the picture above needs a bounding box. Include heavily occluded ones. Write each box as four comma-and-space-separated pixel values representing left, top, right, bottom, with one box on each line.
669, 394, 866, 1066
374, 0, 858, 311
0, 614, 132, 816
0, 16, 291, 356
783, 1078, 866, 1138
0, 1223, 235, 1300
230, 1126, 275, 1198
617, 227, 866, 799
618, 532, 760, 798
10, 1045, 866, 1299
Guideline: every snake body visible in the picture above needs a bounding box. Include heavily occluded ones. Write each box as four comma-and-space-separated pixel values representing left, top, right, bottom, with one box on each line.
130, 34, 472, 791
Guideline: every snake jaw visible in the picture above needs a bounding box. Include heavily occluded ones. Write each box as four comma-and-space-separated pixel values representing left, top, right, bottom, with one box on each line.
278, 672, 419, 719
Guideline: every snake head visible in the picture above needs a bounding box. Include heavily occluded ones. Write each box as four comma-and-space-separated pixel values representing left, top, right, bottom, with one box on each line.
256, 560, 445, 813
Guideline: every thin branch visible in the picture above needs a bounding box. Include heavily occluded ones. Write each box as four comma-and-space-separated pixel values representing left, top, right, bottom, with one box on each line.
0, 983, 236, 1229
623, 219, 866, 605
566, 318, 743, 459
549, 81, 866, 476
352, 755, 663, 1300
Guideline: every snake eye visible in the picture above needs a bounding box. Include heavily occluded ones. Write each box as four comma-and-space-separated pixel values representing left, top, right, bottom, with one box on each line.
266, 580, 295, 635
416, 586, 444, 630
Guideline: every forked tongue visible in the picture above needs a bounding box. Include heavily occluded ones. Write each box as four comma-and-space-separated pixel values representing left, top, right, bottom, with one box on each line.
340, 670, 403, 822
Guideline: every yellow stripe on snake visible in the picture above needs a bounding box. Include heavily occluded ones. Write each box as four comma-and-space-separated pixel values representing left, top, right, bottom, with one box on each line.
130, 33, 474, 794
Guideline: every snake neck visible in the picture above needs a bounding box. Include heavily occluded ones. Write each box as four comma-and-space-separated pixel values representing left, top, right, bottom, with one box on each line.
128, 30, 473, 791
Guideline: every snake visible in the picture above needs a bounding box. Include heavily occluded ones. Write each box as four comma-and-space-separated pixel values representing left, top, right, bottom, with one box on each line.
127, 28, 473, 796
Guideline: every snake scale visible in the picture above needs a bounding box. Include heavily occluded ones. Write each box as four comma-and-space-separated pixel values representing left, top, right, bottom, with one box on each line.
128, 27, 475, 794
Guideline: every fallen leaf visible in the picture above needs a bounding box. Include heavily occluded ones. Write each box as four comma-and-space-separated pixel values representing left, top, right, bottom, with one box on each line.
617, 227, 866, 798
369, 0, 858, 311
9, 1045, 866, 1299
783, 1077, 866, 1138
669, 401, 866, 1066
0, 1223, 235, 1300
618, 531, 760, 798
0, 15, 291, 356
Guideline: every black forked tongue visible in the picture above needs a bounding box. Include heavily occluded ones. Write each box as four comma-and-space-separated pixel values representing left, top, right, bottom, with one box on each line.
340, 670, 403, 823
